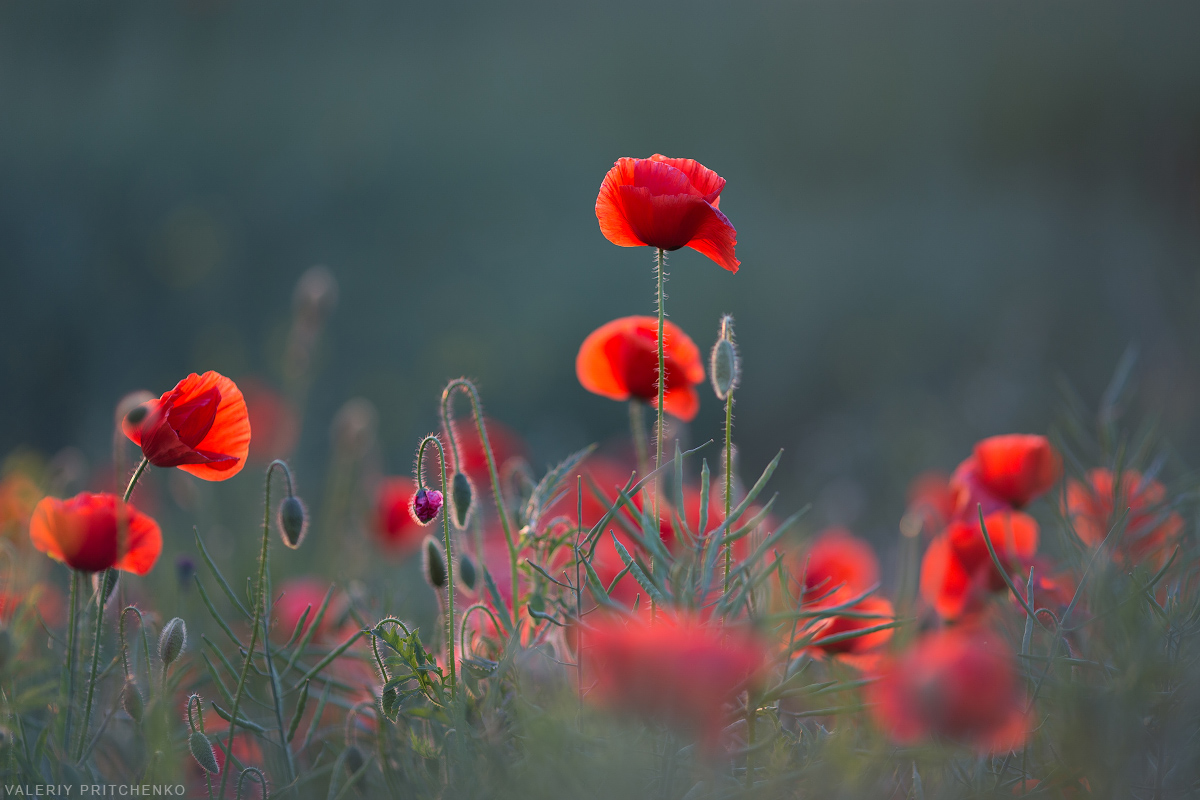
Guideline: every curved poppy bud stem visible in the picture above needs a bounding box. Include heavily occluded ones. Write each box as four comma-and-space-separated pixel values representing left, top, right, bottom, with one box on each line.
712, 315, 740, 592
415, 434, 457, 698
440, 378, 517, 621
118, 606, 152, 684
218, 459, 293, 798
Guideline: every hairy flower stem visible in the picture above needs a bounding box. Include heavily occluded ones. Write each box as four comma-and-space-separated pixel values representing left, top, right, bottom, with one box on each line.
74, 456, 148, 760
440, 378, 517, 621
652, 247, 666, 617
416, 435, 457, 697
217, 459, 291, 798
61, 571, 80, 749
722, 388, 734, 593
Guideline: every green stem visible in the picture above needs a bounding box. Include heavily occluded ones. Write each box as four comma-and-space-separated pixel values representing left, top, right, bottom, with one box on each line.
75, 456, 149, 760
722, 388, 734, 593
417, 435, 457, 697
653, 247, 666, 617
61, 571, 80, 749
629, 401, 650, 481
217, 459, 290, 798
440, 379, 516, 622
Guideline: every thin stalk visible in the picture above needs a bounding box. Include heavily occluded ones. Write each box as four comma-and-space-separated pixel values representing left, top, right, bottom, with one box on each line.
722, 386, 734, 593
628, 401, 650, 481
61, 571, 80, 749
75, 456, 148, 760
575, 476, 584, 711
217, 459, 290, 798
416, 435, 457, 697
652, 247, 666, 617
440, 378, 516, 621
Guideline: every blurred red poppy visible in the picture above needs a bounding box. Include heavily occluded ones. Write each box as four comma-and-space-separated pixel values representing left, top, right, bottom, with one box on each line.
920, 510, 1038, 620
806, 595, 894, 671
123, 371, 251, 481
0, 472, 41, 539
272, 577, 347, 644
445, 417, 524, 488
577, 316, 705, 422
375, 477, 427, 555
867, 627, 1029, 753
242, 378, 299, 464
1066, 468, 1183, 569
29, 492, 162, 574
596, 155, 739, 272
584, 612, 767, 746
904, 470, 955, 536
949, 435, 1060, 519
0, 583, 65, 627
788, 528, 880, 609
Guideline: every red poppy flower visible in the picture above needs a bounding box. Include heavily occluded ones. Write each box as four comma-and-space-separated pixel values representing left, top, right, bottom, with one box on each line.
577, 317, 705, 422
788, 528, 880, 609
123, 371, 251, 481
29, 492, 162, 574
867, 627, 1030, 753
920, 510, 1038, 620
949, 435, 1061, 518
1066, 468, 1183, 569
583, 612, 768, 745
807, 596, 894, 671
375, 477, 427, 554
595, 155, 739, 272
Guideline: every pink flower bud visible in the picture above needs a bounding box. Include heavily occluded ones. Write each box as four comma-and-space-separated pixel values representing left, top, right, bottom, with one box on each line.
410, 487, 444, 525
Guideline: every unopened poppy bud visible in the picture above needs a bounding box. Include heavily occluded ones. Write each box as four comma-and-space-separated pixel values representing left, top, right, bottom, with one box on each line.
450, 472, 473, 530
93, 569, 119, 609
123, 680, 144, 722
159, 617, 187, 669
277, 495, 308, 549
710, 315, 739, 401
410, 487, 444, 526
423, 536, 448, 589
459, 553, 477, 592
189, 730, 219, 775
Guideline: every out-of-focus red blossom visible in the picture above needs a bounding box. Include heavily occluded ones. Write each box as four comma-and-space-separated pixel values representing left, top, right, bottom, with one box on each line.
241, 378, 299, 464
584, 613, 768, 746
905, 471, 955, 536
122, 371, 251, 481
0, 584, 65, 627
29, 492, 162, 574
788, 528, 880, 609
949, 435, 1061, 519
576, 317, 706, 422
806, 595, 894, 671
1066, 468, 1184, 569
272, 577, 346, 644
0, 472, 41, 538
445, 418, 524, 488
595, 154, 739, 272
374, 477, 426, 555
867, 627, 1030, 753
921, 510, 1039, 620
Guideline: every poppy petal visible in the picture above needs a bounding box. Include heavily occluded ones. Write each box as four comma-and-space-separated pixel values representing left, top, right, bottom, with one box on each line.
659, 384, 699, 423
175, 372, 251, 481
112, 507, 163, 576
649, 154, 726, 205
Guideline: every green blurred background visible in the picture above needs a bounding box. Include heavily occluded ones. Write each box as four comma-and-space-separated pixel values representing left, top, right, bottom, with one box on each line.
3, 0, 1200, 550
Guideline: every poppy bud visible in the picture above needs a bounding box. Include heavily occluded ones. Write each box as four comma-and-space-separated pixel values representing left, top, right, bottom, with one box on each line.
423, 537, 448, 589
189, 730, 220, 775
93, 569, 119, 609
709, 315, 739, 401
410, 487, 444, 526
450, 472, 473, 530
123, 680, 144, 722
277, 495, 308, 549
159, 617, 187, 669
459, 553, 478, 592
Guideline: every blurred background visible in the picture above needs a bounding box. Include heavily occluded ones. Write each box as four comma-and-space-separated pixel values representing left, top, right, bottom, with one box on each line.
2, 0, 1199, 572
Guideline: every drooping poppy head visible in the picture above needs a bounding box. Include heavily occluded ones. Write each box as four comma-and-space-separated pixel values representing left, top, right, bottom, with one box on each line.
970, 434, 1062, 509
122, 371, 251, 481
920, 510, 1039, 620
596, 155, 739, 272
576, 316, 705, 422
374, 477, 427, 555
1065, 468, 1184, 569
789, 528, 880, 609
29, 492, 162, 574
583, 612, 768, 746
867, 627, 1030, 753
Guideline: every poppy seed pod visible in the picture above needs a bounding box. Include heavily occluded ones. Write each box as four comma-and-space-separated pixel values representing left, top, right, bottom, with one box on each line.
410, 487, 444, 526
159, 617, 187, 669
277, 495, 308, 549
123, 680, 144, 723
710, 315, 739, 401
459, 553, 478, 592
423, 536, 448, 589
450, 472, 473, 530
189, 730, 219, 775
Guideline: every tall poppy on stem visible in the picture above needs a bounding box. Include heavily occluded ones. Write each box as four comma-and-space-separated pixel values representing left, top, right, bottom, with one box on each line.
123, 371, 251, 481
29, 492, 162, 575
